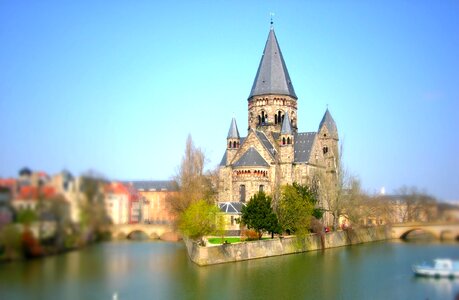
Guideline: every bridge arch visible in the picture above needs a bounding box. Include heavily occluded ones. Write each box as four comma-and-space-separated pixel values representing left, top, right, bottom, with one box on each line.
126, 230, 149, 240
110, 224, 174, 239
399, 228, 439, 240
439, 230, 455, 240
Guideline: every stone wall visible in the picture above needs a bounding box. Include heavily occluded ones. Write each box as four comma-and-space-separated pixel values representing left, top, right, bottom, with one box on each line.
185, 226, 391, 266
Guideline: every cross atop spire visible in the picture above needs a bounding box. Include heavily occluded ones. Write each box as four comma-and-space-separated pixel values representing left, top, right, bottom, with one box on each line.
248, 28, 297, 100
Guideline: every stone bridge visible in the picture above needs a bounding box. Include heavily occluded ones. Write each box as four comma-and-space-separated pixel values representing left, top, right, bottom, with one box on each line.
109, 224, 179, 241
391, 222, 459, 240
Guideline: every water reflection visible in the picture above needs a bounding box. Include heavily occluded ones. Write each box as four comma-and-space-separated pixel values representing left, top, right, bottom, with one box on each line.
0, 240, 458, 299
413, 277, 459, 299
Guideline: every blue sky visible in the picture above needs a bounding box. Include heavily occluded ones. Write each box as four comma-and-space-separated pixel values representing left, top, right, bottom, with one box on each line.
1, 1, 458, 200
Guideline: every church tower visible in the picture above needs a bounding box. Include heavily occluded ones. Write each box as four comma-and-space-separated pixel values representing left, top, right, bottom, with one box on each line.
318, 109, 339, 174
247, 28, 298, 134
218, 24, 340, 223
225, 117, 240, 165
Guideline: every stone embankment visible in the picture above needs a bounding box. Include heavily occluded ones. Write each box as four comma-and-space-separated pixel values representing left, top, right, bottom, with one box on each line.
185, 226, 390, 266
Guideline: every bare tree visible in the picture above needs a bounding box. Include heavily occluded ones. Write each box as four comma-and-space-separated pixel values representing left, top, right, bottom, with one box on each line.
166, 135, 216, 216
314, 143, 366, 230
394, 186, 437, 223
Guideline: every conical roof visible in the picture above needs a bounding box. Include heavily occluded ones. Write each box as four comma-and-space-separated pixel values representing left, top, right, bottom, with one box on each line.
227, 118, 240, 139
281, 112, 293, 134
318, 109, 338, 137
248, 28, 297, 99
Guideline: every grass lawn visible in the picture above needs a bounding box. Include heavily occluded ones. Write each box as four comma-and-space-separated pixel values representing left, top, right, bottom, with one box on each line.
207, 237, 241, 244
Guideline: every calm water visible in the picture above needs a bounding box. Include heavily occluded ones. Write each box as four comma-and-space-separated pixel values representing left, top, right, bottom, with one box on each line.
1, 240, 458, 300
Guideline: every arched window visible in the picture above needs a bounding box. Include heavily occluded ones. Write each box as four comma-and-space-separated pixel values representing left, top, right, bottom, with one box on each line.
323, 146, 329, 154
274, 114, 278, 124
228, 141, 232, 148
287, 137, 291, 144
277, 111, 282, 124
239, 185, 246, 202
259, 185, 264, 192
282, 137, 286, 145
233, 141, 237, 148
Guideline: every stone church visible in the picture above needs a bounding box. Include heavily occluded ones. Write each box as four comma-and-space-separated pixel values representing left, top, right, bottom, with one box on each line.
218, 27, 339, 205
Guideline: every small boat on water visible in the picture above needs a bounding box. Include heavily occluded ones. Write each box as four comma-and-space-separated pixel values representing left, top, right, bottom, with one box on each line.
413, 259, 459, 278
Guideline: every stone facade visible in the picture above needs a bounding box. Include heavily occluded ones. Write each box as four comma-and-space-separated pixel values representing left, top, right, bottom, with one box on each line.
185, 227, 390, 266
218, 28, 339, 226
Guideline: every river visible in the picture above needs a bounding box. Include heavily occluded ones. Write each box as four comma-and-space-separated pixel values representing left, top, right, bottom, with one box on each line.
0, 240, 458, 299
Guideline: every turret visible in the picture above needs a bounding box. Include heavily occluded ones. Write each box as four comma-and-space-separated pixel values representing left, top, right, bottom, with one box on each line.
279, 112, 294, 164
226, 118, 240, 165
318, 109, 339, 173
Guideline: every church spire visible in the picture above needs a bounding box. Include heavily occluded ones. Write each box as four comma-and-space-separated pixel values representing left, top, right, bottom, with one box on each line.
248, 28, 297, 100
227, 117, 240, 139
281, 112, 293, 134
318, 108, 338, 140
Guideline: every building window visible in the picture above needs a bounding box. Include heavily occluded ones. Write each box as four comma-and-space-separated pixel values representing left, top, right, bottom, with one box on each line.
287, 137, 291, 144
282, 137, 286, 145
323, 146, 328, 154
259, 185, 264, 192
239, 185, 246, 202
231, 216, 234, 225
259, 111, 267, 125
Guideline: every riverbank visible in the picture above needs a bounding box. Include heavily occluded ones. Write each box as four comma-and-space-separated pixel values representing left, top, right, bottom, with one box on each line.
185, 226, 391, 266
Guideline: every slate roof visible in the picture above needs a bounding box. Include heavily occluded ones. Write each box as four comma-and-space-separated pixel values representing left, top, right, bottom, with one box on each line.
218, 202, 245, 214
318, 109, 338, 137
294, 132, 316, 163
227, 118, 240, 139
255, 131, 277, 157
219, 152, 227, 166
233, 147, 270, 167
281, 112, 293, 134
248, 28, 297, 99
126, 180, 177, 192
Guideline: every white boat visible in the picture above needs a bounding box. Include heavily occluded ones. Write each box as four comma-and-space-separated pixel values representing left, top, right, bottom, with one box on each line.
413, 259, 459, 277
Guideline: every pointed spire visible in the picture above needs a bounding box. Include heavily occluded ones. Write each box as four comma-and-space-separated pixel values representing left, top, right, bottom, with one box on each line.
248, 28, 297, 99
227, 117, 240, 139
281, 112, 293, 134
318, 108, 338, 137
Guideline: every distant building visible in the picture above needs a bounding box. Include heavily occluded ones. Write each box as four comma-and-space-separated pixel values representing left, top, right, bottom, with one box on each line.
104, 182, 139, 225
437, 202, 459, 222
218, 27, 339, 226
127, 181, 177, 225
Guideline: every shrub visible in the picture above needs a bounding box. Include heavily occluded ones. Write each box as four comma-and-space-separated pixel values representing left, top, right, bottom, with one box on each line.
241, 229, 259, 241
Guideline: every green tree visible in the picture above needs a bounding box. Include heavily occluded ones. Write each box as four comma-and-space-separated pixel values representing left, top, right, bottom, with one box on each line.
277, 183, 315, 237
0, 224, 22, 260
178, 199, 224, 245
241, 192, 280, 239
16, 208, 37, 225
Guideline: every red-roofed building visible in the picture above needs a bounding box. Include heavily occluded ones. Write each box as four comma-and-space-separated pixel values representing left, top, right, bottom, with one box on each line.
104, 182, 141, 225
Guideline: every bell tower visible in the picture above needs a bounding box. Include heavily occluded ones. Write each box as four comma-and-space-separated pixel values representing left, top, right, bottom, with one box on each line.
247, 27, 298, 134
